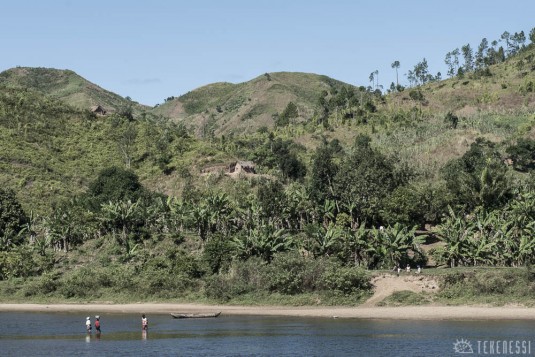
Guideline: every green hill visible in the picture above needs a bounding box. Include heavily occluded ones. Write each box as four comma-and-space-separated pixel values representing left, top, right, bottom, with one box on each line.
2, 41, 535, 306
0, 67, 148, 114
152, 72, 354, 135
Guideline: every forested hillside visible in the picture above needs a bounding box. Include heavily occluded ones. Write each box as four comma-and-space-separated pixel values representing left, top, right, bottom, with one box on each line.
0, 27, 535, 305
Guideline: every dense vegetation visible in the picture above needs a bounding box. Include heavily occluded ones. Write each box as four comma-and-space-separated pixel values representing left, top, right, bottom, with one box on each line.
0, 27, 534, 305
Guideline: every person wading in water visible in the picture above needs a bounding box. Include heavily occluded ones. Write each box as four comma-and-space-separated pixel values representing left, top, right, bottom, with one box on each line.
142, 314, 148, 331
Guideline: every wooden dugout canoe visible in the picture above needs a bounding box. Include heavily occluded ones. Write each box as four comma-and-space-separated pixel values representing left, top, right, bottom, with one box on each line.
170, 312, 222, 319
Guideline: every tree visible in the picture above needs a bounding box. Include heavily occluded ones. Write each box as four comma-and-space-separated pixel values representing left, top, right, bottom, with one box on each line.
308, 140, 338, 206
435, 207, 473, 267
391, 61, 400, 88
511, 31, 526, 55
99, 200, 141, 249
501, 31, 512, 55
333, 135, 402, 225
476, 38, 489, 69
530, 27, 535, 45
118, 122, 138, 169
441, 138, 511, 211
461, 44, 474, 73
0, 189, 27, 250
257, 180, 287, 227
410, 58, 433, 85
381, 223, 423, 267
445, 51, 454, 78
276, 102, 299, 127
87, 166, 144, 211
506, 138, 535, 172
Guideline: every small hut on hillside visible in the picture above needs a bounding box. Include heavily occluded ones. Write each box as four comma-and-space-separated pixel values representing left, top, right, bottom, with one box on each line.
229, 161, 256, 174
90, 105, 107, 115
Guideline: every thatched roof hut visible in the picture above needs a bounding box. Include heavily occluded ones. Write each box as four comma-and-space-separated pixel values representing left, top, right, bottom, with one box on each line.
229, 161, 256, 174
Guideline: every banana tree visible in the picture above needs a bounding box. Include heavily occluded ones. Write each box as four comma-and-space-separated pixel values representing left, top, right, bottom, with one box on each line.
381, 223, 423, 268
167, 197, 189, 233
234, 224, 292, 262
99, 200, 141, 247
343, 224, 373, 267
435, 207, 474, 267
515, 222, 535, 266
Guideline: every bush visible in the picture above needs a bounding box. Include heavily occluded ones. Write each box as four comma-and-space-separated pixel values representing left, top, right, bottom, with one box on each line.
22, 272, 60, 296
59, 267, 101, 298
474, 273, 507, 294
267, 253, 322, 294
203, 234, 235, 274
319, 261, 371, 296
0, 248, 38, 280
441, 271, 469, 287
204, 257, 268, 301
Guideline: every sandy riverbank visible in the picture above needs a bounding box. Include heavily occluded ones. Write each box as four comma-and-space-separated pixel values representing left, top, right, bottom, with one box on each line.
1, 303, 535, 320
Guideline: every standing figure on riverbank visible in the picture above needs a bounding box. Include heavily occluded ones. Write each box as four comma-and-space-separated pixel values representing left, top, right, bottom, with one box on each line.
142, 314, 148, 330
86, 317, 92, 333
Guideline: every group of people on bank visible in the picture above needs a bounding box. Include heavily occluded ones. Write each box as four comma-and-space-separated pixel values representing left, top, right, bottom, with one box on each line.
394, 264, 422, 276
85, 314, 148, 333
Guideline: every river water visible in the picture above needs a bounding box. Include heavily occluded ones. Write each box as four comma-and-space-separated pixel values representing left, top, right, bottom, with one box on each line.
1, 312, 534, 356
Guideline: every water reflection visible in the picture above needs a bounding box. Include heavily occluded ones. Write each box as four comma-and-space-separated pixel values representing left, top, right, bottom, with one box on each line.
142, 330, 147, 340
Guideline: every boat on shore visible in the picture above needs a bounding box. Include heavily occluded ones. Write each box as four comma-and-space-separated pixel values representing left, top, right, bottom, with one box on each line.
171, 312, 222, 319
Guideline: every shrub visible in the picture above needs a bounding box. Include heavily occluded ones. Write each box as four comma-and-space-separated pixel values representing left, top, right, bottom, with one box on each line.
0, 248, 37, 280
319, 260, 371, 296
204, 257, 268, 301
267, 252, 322, 294
203, 234, 235, 274
474, 273, 507, 294
22, 272, 60, 296
59, 267, 100, 298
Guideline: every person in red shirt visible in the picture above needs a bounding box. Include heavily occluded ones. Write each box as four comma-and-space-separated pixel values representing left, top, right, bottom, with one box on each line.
95, 316, 101, 333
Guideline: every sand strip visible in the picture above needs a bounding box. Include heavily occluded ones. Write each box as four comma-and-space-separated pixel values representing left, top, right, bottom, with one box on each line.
1, 303, 535, 320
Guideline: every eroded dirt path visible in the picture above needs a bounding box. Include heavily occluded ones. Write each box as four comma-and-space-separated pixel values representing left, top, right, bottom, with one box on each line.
361, 273, 439, 307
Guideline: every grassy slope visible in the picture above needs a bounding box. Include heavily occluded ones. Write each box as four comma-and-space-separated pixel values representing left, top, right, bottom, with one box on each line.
0, 47, 534, 211
153, 72, 352, 135
291, 47, 535, 179
0, 67, 149, 113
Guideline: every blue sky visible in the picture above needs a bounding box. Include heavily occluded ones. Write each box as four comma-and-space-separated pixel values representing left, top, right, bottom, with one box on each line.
1, 0, 534, 106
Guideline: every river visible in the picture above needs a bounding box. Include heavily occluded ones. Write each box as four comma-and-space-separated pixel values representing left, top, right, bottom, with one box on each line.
1, 312, 534, 356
